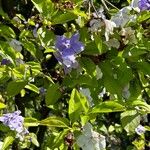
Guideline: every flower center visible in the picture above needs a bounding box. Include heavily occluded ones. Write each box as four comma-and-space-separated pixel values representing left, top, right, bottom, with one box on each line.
63, 40, 71, 48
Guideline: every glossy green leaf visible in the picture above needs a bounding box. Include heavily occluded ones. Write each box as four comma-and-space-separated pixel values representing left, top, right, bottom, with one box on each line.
94, 34, 103, 54
68, 89, 89, 123
52, 12, 78, 24
90, 101, 125, 113
1, 136, 14, 150
129, 100, 150, 113
80, 57, 96, 76
121, 110, 140, 134
39, 116, 70, 128
30, 133, 39, 147
31, 0, 55, 17
25, 84, 39, 94
7, 80, 27, 97
137, 11, 150, 22
135, 61, 150, 75
0, 25, 16, 38
0, 103, 6, 109
45, 83, 61, 106
24, 118, 39, 127
22, 39, 37, 57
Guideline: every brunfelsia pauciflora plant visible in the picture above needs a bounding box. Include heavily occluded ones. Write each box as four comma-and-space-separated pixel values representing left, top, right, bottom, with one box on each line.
0, 0, 150, 149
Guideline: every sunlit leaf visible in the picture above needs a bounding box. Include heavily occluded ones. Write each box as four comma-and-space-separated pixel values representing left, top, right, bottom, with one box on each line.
90, 101, 125, 113
68, 89, 89, 123
45, 83, 61, 106
39, 116, 70, 128
0, 103, 6, 109
7, 80, 27, 97
24, 118, 39, 127
121, 110, 140, 134
1, 136, 14, 150
25, 84, 39, 94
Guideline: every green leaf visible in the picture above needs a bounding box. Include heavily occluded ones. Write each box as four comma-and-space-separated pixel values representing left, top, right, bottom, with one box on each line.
80, 57, 96, 76
100, 61, 121, 96
7, 80, 27, 97
31, 0, 55, 18
26, 61, 41, 76
50, 130, 69, 149
100, 58, 133, 97
137, 11, 150, 22
0, 25, 16, 38
94, 34, 103, 54
72, 9, 87, 18
22, 39, 37, 58
84, 41, 106, 55
0, 1, 8, 18
121, 110, 140, 134
38, 27, 55, 47
30, 133, 39, 147
122, 46, 147, 58
25, 84, 39, 94
68, 89, 89, 123
0, 103, 6, 109
24, 118, 39, 127
1, 136, 14, 150
135, 61, 150, 75
129, 100, 150, 113
52, 12, 78, 24
90, 101, 125, 113
39, 116, 70, 128
45, 83, 61, 106
76, 74, 98, 87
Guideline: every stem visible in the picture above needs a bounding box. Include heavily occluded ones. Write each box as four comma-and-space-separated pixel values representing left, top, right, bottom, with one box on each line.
101, 0, 109, 11
105, 0, 120, 10
89, 0, 100, 18
33, 99, 50, 150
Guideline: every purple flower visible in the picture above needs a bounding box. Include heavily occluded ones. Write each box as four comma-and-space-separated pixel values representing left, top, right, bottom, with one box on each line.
1, 59, 11, 65
54, 33, 84, 73
0, 111, 29, 140
138, 0, 150, 10
135, 125, 145, 135
39, 87, 46, 95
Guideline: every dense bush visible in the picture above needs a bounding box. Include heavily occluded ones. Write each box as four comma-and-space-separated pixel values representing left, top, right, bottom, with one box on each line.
0, 0, 150, 149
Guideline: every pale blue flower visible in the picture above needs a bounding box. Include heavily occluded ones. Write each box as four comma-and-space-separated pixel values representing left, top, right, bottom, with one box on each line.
135, 125, 145, 135
0, 111, 29, 140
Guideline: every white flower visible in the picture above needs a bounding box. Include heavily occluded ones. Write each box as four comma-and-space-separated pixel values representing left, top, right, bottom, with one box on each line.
130, 0, 140, 12
104, 19, 116, 41
122, 84, 131, 99
111, 6, 137, 27
89, 19, 104, 32
77, 123, 106, 150
9, 39, 22, 52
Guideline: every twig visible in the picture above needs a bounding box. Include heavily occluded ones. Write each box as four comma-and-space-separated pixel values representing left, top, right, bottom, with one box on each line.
89, 0, 100, 18
105, 0, 120, 11
101, 0, 109, 11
